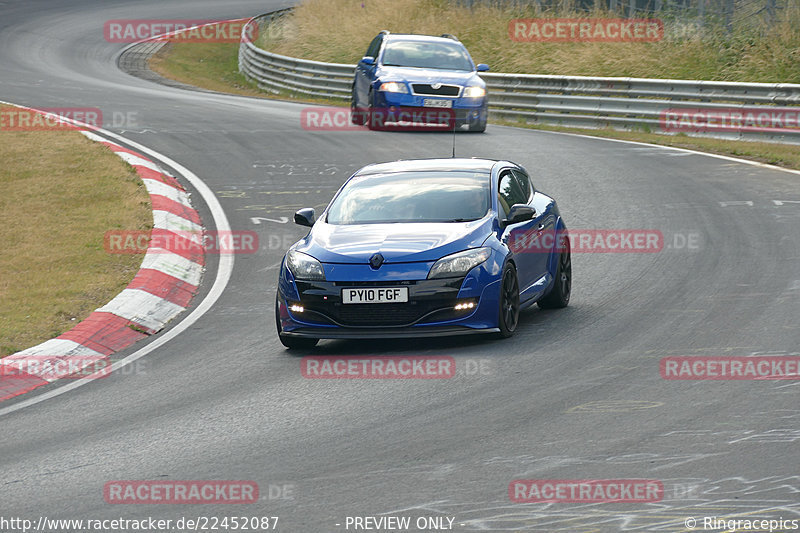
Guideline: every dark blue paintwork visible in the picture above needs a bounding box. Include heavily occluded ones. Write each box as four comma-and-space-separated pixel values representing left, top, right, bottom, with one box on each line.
352, 34, 489, 131
276, 159, 568, 340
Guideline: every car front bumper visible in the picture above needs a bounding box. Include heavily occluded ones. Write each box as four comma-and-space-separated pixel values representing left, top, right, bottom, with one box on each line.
372, 92, 487, 127
277, 258, 503, 339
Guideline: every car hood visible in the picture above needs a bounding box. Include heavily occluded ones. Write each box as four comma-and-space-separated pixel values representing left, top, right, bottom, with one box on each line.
297, 217, 493, 264
376, 66, 485, 87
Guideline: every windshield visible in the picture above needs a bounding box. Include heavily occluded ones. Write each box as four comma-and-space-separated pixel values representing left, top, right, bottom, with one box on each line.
326, 171, 490, 224
381, 40, 473, 71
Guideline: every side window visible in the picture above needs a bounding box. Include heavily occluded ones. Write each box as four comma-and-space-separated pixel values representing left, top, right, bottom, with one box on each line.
498, 170, 528, 217
365, 36, 382, 59
511, 169, 533, 201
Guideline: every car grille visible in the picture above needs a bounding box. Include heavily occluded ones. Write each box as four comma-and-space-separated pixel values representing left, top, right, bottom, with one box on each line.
411, 84, 461, 97
299, 302, 470, 327
333, 303, 434, 326
295, 279, 464, 327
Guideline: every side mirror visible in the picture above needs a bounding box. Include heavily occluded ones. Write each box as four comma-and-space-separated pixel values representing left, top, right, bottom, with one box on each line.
476, 63, 490, 72
294, 208, 316, 227
503, 204, 536, 227
360, 56, 375, 66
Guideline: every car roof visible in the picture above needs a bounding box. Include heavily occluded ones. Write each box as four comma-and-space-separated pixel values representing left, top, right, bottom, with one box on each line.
383, 34, 465, 46
355, 158, 500, 176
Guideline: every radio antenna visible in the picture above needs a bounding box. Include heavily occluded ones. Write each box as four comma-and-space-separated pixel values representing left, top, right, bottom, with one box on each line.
451, 113, 457, 158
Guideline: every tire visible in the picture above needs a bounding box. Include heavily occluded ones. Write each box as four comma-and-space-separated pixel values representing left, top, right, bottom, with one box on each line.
468, 114, 487, 133
366, 89, 379, 130
351, 86, 367, 125
275, 296, 319, 350
497, 262, 520, 338
538, 236, 572, 309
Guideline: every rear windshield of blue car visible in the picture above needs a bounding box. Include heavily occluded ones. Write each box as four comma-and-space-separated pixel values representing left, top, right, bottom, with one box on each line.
381, 41, 473, 71
326, 171, 490, 224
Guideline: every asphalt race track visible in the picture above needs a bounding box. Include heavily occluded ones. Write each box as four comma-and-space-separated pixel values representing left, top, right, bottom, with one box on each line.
1, 1, 798, 531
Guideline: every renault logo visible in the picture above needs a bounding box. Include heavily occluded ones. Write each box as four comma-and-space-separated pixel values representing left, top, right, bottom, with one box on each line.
369, 253, 385, 269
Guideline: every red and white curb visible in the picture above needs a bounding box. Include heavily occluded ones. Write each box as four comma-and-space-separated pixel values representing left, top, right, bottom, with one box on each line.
1, 124, 204, 402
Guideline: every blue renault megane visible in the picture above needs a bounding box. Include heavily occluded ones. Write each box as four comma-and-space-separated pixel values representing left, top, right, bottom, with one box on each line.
275, 158, 571, 349
351, 32, 489, 132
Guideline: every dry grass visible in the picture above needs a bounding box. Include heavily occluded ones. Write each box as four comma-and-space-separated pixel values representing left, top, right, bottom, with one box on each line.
258, 0, 800, 82
149, 42, 266, 98
148, 41, 344, 106
0, 106, 152, 356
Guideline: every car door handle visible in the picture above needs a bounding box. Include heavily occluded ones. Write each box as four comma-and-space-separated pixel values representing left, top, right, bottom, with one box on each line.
536, 224, 545, 231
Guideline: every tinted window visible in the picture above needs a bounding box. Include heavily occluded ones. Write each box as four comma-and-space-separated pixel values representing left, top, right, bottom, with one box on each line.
326, 171, 490, 224
498, 170, 529, 216
511, 169, 533, 200
365, 35, 382, 58
381, 40, 473, 71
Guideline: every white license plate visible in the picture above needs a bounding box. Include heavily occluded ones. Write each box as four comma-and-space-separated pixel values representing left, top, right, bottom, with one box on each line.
342, 287, 409, 304
423, 99, 453, 108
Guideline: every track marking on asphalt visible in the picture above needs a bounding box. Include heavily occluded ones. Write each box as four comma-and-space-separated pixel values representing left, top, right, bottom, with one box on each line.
566, 400, 663, 413
641, 347, 757, 355
215, 190, 327, 198
527, 127, 800, 177
2, 110, 793, 417
237, 202, 330, 213
251, 216, 289, 224
217, 190, 248, 198
0, 101, 233, 418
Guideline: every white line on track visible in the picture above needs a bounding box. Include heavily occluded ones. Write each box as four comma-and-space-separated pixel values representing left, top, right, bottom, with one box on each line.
521, 126, 800, 177
2, 101, 797, 417
0, 101, 233, 418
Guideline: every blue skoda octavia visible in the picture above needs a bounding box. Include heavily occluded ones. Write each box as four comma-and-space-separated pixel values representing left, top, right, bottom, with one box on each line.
275, 159, 571, 349
351, 32, 489, 132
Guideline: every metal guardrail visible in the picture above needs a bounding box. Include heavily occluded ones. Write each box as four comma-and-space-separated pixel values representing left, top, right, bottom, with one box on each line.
239, 9, 353, 100
239, 10, 800, 143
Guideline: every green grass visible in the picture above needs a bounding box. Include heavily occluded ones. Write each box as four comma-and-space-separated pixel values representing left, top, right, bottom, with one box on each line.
0, 106, 152, 356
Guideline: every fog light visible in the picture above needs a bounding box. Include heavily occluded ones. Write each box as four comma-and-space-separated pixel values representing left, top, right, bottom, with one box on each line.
454, 300, 477, 311
289, 303, 304, 313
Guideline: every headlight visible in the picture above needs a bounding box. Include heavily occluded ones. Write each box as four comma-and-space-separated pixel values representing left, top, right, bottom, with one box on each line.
428, 247, 491, 279
379, 82, 408, 93
463, 86, 486, 98
286, 250, 326, 281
